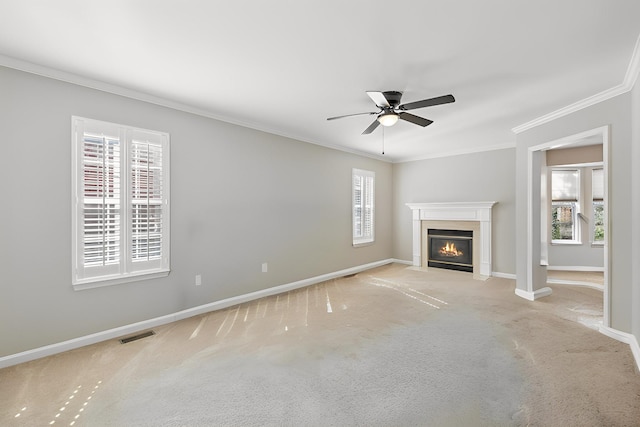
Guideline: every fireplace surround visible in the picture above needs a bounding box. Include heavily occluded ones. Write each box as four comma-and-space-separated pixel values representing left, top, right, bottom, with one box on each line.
406, 202, 496, 278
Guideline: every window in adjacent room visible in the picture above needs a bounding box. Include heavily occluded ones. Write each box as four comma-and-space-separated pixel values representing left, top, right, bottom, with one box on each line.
551, 168, 580, 243
352, 168, 375, 246
72, 117, 170, 289
592, 168, 604, 244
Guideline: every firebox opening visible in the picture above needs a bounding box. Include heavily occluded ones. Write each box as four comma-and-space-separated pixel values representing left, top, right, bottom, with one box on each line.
427, 229, 473, 273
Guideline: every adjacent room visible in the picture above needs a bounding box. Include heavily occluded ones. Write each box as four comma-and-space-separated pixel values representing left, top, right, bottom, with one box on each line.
1, 1, 640, 425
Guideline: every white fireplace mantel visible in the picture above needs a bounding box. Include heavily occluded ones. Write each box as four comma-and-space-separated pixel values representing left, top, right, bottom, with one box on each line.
406, 202, 497, 277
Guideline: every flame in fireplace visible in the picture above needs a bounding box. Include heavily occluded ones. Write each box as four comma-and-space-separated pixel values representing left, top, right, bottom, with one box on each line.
439, 241, 463, 257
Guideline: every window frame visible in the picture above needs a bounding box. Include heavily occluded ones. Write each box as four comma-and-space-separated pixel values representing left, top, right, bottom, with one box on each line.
72, 117, 170, 290
352, 168, 375, 247
550, 168, 581, 245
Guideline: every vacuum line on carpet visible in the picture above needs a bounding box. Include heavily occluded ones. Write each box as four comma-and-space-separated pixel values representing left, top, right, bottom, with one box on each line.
368, 276, 449, 306
189, 316, 208, 340
216, 309, 231, 337
367, 278, 440, 309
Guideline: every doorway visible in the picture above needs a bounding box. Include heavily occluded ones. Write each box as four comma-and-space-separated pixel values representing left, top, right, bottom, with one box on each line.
526, 126, 609, 327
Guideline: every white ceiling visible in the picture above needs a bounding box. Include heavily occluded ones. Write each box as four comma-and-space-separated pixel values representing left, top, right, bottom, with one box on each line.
1, 0, 639, 162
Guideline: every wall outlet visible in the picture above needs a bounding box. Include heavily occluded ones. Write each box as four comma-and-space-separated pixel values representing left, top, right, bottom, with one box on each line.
195, 274, 202, 286
261, 263, 268, 273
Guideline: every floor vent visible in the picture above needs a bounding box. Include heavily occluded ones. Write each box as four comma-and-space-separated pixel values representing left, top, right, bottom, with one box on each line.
120, 330, 155, 344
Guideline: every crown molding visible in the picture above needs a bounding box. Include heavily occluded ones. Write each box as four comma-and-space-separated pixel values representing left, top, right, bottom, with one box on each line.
393, 141, 515, 163
0, 54, 391, 164
513, 33, 640, 134
511, 85, 629, 134
623, 32, 640, 91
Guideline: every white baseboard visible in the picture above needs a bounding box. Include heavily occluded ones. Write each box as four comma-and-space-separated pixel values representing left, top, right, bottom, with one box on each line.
390, 258, 413, 266
492, 271, 516, 280
547, 266, 604, 272
0, 259, 396, 369
515, 286, 553, 301
599, 326, 640, 372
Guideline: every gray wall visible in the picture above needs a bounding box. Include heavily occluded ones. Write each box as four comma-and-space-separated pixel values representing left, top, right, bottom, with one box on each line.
391, 148, 516, 275
0, 66, 393, 357
632, 78, 640, 342
515, 93, 633, 332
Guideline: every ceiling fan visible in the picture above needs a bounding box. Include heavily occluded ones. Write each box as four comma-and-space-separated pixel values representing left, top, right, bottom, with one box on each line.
327, 91, 455, 135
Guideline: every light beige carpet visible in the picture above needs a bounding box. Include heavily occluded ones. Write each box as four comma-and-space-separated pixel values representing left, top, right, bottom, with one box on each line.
1, 264, 639, 426
547, 270, 604, 287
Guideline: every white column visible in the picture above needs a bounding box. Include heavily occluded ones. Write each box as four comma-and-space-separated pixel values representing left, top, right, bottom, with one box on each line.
412, 208, 421, 266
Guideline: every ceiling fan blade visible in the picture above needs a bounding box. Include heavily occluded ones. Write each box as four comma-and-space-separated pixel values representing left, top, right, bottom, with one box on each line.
399, 94, 455, 111
399, 112, 434, 127
362, 119, 381, 135
366, 91, 390, 108
327, 111, 378, 121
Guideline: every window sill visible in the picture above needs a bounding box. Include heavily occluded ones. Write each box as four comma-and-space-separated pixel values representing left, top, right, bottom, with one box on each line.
73, 269, 170, 291
550, 240, 582, 246
353, 240, 374, 248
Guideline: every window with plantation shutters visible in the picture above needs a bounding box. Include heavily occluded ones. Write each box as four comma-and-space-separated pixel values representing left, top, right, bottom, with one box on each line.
72, 117, 170, 289
353, 168, 375, 246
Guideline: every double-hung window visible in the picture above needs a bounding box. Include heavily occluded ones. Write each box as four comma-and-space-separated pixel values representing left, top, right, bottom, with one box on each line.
72, 117, 170, 289
550, 169, 580, 243
592, 168, 604, 244
352, 168, 375, 246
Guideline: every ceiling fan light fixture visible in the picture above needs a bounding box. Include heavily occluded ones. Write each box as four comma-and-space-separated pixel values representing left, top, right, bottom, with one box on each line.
378, 112, 399, 127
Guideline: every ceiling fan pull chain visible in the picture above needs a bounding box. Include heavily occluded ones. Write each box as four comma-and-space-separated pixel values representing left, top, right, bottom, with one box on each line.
382, 126, 385, 155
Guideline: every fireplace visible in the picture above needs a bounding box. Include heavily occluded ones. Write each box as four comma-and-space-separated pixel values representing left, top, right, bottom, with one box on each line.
427, 229, 473, 273
406, 202, 496, 279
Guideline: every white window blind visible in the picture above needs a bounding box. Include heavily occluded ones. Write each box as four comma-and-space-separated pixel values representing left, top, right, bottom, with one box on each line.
592, 168, 604, 201
551, 169, 579, 201
72, 117, 170, 289
353, 168, 375, 246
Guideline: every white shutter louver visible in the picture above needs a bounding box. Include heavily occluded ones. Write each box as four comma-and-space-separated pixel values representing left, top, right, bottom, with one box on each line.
363, 175, 374, 239
353, 174, 363, 239
130, 139, 164, 263
80, 130, 122, 275
352, 169, 375, 245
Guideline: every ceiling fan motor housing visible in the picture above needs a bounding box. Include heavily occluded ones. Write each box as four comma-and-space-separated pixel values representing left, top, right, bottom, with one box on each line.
381, 91, 403, 107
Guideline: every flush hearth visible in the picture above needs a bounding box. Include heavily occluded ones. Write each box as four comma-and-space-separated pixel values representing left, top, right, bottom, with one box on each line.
427, 229, 473, 273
